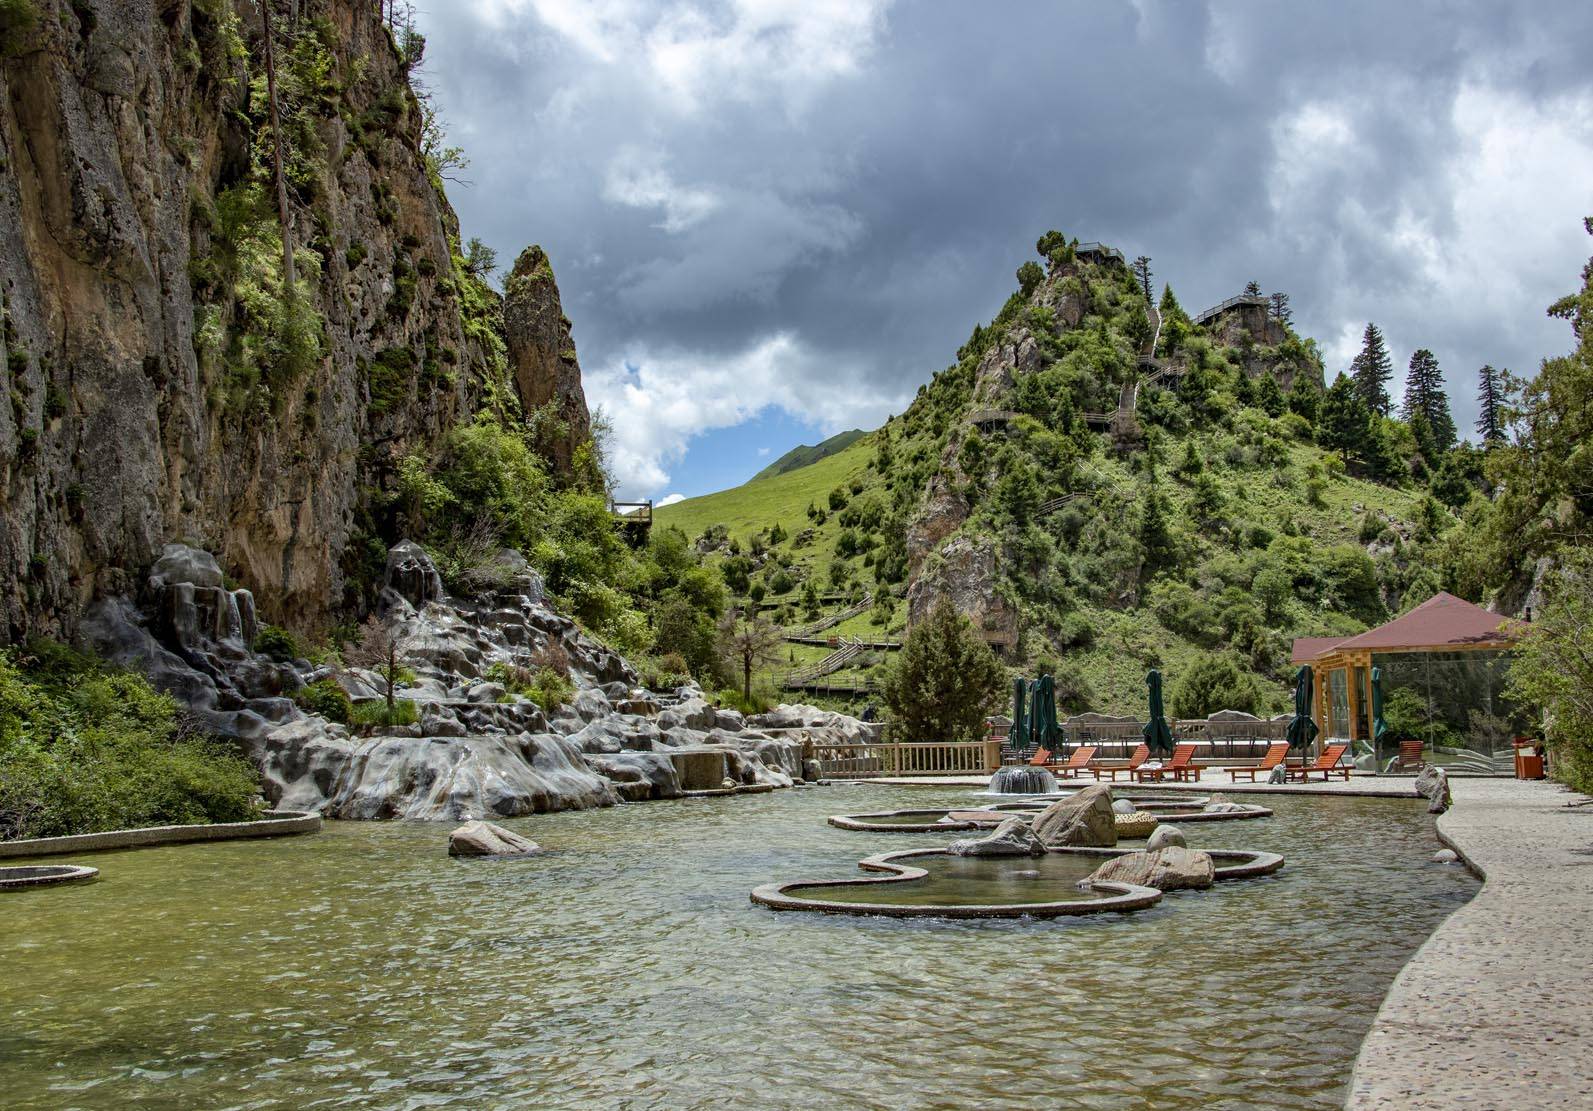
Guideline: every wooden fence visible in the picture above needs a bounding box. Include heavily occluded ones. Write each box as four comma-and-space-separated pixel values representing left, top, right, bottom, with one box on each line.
810, 740, 1002, 778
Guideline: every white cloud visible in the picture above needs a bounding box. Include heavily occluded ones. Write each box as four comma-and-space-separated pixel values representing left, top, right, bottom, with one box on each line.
656, 492, 687, 507
756, 446, 770, 456
585, 332, 901, 496
603, 154, 721, 232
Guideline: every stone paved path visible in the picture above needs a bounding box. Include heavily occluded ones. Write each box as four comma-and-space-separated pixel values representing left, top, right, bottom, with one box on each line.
1347, 777, 1593, 1109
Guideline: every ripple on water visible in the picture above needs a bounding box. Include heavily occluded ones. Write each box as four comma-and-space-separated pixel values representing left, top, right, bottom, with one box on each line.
1, 788, 1473, 1110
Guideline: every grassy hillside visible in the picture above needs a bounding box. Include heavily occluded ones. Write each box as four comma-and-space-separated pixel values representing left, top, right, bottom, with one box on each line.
751, 429, 868, 482
652, 233, 1473, 720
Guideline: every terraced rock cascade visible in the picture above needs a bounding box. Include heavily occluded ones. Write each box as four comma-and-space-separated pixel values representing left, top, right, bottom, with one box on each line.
82, 542, 870, 820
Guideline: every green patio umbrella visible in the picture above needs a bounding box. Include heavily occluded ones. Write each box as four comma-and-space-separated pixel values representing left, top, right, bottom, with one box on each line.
1032, 674, 1060, 753
1370, 665, 1388, 762
1286, 665, 1320, 760
1010, 676, 1031, 751
1142, 669, 1174, 758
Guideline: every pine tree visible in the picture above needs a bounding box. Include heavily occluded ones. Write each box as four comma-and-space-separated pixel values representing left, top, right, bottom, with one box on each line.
881, 597, 1007, 743
1268, 291, 1293, 327
1402, 349, 1457, 451
1349, 322, 1394, 415
1318, 373, 1370, 465
1476, 364, 1505, 444
1158, 283, 1185, 321
1256, 372, 1285, 416
1138, 467, 1177, 578
1132, 256, 1154, 302
1244, 280, 1262, 297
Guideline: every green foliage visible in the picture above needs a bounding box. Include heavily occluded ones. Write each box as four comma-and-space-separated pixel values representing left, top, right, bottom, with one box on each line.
881, 597, 1006, 742
0, 0, 38, 58
253, 623, 303, 662
293, 677, 352, 724
0, 642, 262, 840
1509, 547, 1591, 792
486, 661, 575, 710
1016, 260, 1045, 296
1169, 652, 1261, 718
350, 699, 418, 730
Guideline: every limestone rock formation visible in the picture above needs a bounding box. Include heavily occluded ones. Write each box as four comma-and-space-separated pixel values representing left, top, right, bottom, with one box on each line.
449, 820, 542, 858
1082, 847, 1215, 892
502, 246, 591, 475
1415, 765, 1451, 815
904, 536, 1019, 655
1031, 783, 1118, 848
946, 816, 1045, 857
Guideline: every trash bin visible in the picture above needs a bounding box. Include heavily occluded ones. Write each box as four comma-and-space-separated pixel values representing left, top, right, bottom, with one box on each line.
1513, 737, 1545, 780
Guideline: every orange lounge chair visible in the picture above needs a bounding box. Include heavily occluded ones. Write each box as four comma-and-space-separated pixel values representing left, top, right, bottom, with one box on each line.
1288, 742, 1352, 782
1134, 742, 1200, 782
1228, 742, 1290, 782
1027, 747, 1054, 767
1092, 743, 1149, 781
1047, 745, 1098, 779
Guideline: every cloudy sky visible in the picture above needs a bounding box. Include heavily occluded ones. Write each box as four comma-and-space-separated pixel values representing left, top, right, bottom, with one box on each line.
414, 0, 1593, 502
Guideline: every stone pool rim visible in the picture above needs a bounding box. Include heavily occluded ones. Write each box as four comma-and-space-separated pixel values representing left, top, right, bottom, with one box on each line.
0, 864, 100, 890
750, 845, 1283, 918
828, 799, 1273, 833
0, 811, 321, 859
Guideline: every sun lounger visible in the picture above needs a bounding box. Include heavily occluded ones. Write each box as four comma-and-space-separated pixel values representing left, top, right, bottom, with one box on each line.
1046, 746, 1097, 779
1027, 747, 1054, 767
1133, 742, 1200, 782
1228, 742, 1291, 782
1287, 742, 1352, 782
1092, 743, 1149, 781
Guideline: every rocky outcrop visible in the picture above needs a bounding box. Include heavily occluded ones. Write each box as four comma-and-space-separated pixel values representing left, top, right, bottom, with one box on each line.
502, 246, 592, 475
946, 816, 1045, 857
82, 541, 863, 821
0, 1, 583, 639
449, 820, 541, 858
1031, 783, 1118, 848
905, 535, 1019, 653
1415, 765, 1451, 815
1082, 847, 1215, 892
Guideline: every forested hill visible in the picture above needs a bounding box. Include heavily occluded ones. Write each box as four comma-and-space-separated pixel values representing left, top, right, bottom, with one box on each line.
659, 235, 1493, 716
752, 429, 868, 482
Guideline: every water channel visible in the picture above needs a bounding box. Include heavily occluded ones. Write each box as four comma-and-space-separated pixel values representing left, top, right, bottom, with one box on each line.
2, 785, 1475, 1109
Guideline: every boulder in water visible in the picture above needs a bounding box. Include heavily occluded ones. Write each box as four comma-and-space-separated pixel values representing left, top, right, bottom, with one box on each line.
1202, 792, 1251, 814
1081, 846, 1214, 891
1111, 798, 1137, 815
1415, 765, 1451, 814
1146, 824, 1187, 851
1031, 783, 1117, 848
988, 765, 1057, 794
449, 820, 542, 857
946, 816, 1045, 856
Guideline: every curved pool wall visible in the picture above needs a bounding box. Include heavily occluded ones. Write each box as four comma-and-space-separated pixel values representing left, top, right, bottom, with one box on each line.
0, 864, 100, 890
751, 844, 1284, 918
829, 798, 1272, 832
0, 812, 321, 859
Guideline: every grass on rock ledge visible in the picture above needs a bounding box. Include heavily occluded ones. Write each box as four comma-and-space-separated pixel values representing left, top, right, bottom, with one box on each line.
0, 641, 263, 841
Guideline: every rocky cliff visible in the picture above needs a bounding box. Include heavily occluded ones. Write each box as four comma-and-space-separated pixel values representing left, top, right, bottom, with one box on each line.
0, 0, 588, 640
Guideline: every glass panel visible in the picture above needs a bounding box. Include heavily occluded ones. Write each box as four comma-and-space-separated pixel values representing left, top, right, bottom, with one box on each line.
1371, 649, 1530, 774
1328, 669, 1350, 741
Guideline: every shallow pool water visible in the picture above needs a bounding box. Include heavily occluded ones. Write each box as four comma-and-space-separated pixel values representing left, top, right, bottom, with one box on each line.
791, 850, 1106, 906
3, 785, 1474, 1110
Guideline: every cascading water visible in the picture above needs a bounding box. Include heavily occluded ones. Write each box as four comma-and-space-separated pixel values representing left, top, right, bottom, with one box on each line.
988, 765, 1058, 794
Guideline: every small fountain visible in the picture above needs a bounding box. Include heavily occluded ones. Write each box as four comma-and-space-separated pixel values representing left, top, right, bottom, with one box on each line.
988, 765, 1058, 794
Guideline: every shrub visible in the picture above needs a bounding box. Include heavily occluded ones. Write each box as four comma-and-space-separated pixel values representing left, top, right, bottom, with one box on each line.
1509, 549, 1593, 793
881, 597, 1006, 743
1169, 653, 1261, 719
253, 623, 302, 662
715, 684, 776, 716
0, 642, 262, 840
349, 699, 418, 730
293, 677, 352, 724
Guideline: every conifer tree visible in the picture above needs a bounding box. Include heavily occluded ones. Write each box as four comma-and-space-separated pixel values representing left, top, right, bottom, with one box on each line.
1158, 284, 1185, 321
1132, 256, 1154, 302
1318, 373, 1369, 464
881, 597, 1006, 743
1349, 322, 1394, 415
1402, 349, 1457, 451
1244, 280, 1262, 297
1476, 364, 1505, 444
1256, 372, 1285, 416
1268, 291, 1293, 327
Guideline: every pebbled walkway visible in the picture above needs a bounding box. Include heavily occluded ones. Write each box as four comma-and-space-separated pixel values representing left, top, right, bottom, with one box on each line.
1346, 777, 1593, 1109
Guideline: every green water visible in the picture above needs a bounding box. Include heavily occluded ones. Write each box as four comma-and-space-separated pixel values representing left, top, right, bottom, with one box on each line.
794, 850, 1105, 906
3, 785, 1474, 1110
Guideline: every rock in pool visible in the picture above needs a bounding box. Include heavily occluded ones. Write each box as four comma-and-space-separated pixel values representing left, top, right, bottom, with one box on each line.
1146, 824, 1187, 850
1030, 783, 1118, 848
1081, 846, 1215, 892
449, 820, 543, 858
946, 816, 1045, 857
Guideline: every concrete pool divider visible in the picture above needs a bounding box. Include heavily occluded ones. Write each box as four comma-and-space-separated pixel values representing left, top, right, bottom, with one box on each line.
0, 811, 321, 860
750, 845, 1284, 918
0, 864, 100, 890
828, 798, 1272, 833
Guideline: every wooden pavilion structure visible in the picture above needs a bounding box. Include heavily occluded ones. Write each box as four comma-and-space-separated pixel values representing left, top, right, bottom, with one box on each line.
1291, 592, 1521, 768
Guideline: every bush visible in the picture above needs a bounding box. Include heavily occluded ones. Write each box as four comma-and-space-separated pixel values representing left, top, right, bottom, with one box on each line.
293, 677, 352, 724
881, 597, 1006, 742
349, 699, 419, 730
1509, 549, 1592, 792
253, 623, 302, 662
715, 685, 776, 716
1169, 653, 1261, 719
0, 642, 262, 840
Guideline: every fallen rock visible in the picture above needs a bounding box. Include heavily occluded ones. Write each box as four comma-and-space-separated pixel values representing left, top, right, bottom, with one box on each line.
1031, 783, 1118, 848
1432, 848, 1460, 864
449, 820, 542, 857
1081, 846, 1214, 892
1113, 810, 1159, 838
1146, 824, 1187, 851
1202, 792, 1251, 814
1415, 765, 1451, 814
721, 778, 737, 791
946, 816, 1045, 856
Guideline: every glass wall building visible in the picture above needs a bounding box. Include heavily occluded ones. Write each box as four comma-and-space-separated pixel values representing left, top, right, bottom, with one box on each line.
1290, 593, 1529, 774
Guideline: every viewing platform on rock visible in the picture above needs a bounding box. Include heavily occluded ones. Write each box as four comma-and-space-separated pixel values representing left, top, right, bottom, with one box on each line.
967, 408, 1022, 431
1192, 292, 1268, 327
1075, 242, 1126, 267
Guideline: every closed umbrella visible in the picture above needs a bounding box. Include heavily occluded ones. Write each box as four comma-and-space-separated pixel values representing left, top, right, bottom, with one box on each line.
1371, 665, 1388, 766
1286, 665, 1320, 764
1032, 674, 1060, 753
1142, 669, 1174, 758
1010, 676, 1030, 752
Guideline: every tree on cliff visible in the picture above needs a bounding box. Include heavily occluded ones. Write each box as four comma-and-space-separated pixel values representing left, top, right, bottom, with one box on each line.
346, 616, 405, 717
1269, 291, 1293, 327
718, 611, 783, 705
1244, 280, 1262, 297
1350, 322, 1395, 415
881, 598, 1006, 743
1016, 260, 1044, 296
1476, 364, 1505, 444
1133, 256, 1154, 301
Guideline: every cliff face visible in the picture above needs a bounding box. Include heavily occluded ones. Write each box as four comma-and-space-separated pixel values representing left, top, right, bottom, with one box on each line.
0, 0, 588, 639
502, 245, 591, 476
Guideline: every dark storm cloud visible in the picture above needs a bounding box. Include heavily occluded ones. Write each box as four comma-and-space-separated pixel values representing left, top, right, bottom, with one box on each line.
413, 0, 1593, 494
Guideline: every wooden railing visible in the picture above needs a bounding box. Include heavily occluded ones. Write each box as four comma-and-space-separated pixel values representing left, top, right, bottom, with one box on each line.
1192, 293, 1267, 326
967, 408, 1021, 427
810, 740, 1002, 778
791, 593, 871, 637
